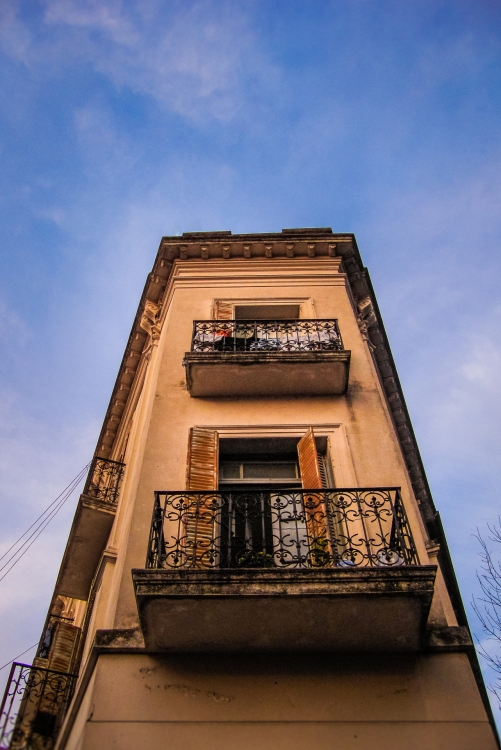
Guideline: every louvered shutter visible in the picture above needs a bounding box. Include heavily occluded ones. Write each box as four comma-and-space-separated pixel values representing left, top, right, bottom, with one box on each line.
186, 428, 219, 490
185, 428, 219, 567
298, 428, 323, 489
297, 428, 332, 566
214, 301, 233, 320
318, 454, 329, 489
48, 621, 80, 673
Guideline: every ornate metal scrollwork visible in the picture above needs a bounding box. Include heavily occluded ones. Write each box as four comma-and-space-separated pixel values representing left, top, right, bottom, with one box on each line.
191, 319, 345, 353
0, 662, 77, 750
83, 456, 125, 506
146, 488, 419, 570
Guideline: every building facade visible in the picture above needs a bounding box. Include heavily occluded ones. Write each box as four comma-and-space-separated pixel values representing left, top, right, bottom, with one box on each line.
1, 228, 498, 749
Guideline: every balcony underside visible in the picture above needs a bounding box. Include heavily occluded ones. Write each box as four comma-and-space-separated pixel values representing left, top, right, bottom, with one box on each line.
183, 350, 351, 398
55, 494, 116, 600
132, 566, 436, 653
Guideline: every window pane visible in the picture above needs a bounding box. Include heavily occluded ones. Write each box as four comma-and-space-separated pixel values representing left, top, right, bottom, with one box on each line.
221, 462, 241, 479
243, 462, 298, 479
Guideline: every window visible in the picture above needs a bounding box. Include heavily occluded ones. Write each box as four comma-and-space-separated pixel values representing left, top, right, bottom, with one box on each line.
219, 437, 302, 488
184, 429, 333, 568
234, 304, 300, 320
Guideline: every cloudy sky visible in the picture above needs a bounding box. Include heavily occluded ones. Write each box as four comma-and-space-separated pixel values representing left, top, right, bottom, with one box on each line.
0, 0, 500, 717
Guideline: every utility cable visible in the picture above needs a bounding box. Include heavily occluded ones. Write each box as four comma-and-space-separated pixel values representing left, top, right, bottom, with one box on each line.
0, 464, 89, 564
0, 463, 90, 582
0, 643, 39, 672
0, 465, 88, 575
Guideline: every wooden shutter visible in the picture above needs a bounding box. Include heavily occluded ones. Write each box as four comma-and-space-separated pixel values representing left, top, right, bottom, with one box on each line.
186, 428, 219, 490
214, 301, 233, 320
48, 622, 80, 673
185, 428, 219, 567
318, 454, 328, 489
298, 428, 323, 489
297, 428, 332, 566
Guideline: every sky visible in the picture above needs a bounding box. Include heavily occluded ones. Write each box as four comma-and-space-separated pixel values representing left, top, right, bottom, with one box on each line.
0, 0, 501, 722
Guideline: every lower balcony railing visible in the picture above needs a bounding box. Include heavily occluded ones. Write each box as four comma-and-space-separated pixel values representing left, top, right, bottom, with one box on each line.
82, 456, 125, 506
146, 487, 419, 570
54, 457, 126, 601
0, 662, 77, 750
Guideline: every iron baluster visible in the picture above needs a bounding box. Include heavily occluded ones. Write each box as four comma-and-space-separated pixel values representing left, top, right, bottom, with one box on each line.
147, 488, 418, 571
191, 319, 345, 354
0, 663, 77, 750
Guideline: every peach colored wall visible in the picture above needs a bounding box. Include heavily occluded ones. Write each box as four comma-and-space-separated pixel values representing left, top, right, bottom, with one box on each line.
65, 652, 497, 750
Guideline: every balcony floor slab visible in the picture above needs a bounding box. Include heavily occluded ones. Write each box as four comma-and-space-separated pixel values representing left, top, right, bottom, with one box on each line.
183, 350, 350, 397
55, 494, 116, 600
132, 566, 436, 653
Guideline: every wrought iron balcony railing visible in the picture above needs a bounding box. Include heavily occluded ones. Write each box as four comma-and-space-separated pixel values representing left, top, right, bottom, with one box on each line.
0, 662, 77, 750
82, 456, 125, 506
191, 319, 344, 353
146, 488, 419, 570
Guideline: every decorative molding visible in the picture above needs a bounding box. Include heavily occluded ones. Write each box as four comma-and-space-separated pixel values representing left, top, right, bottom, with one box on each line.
139, 299, 162, 360
357, 295, 377, 351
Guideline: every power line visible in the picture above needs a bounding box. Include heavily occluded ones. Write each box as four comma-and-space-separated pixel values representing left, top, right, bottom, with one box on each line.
0, 465, 88, 576
0, 643, 39, 672
0, 463, 90, 583
0, 464, 89, 564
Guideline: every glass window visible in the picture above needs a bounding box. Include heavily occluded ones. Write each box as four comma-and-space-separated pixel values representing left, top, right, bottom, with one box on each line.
220, 461, 299, 483
220, 462, 241, 480
243, 462, 298, 479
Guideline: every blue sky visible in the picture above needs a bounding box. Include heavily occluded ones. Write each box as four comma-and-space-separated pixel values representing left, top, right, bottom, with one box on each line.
0, 0, 501, 717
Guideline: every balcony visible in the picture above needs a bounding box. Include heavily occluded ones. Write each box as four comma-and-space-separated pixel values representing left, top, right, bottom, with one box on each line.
55, 457, 125, 601
183, 319, 350, 397
133, 488, 436, 653
0, 662, 77, 750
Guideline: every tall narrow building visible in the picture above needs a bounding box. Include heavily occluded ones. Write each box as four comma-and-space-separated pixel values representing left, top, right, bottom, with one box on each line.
1, 228, 498, 749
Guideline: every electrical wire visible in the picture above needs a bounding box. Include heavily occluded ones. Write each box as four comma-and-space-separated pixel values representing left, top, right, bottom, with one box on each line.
0, 465, 88, 576
0, 463, 90, 583
0, 643, 39, 672
0, 464, 90, 564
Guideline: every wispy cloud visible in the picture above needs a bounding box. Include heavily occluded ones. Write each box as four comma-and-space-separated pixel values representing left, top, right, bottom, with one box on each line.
1, 0, 280, 123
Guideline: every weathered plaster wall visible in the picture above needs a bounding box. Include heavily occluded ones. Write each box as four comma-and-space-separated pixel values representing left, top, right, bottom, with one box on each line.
66, 652, 497, 750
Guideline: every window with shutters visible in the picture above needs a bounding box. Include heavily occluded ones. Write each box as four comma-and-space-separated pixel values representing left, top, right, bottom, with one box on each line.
209, 431, 332, 568
179, 428, 335, 568
148, 426, 417, 572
